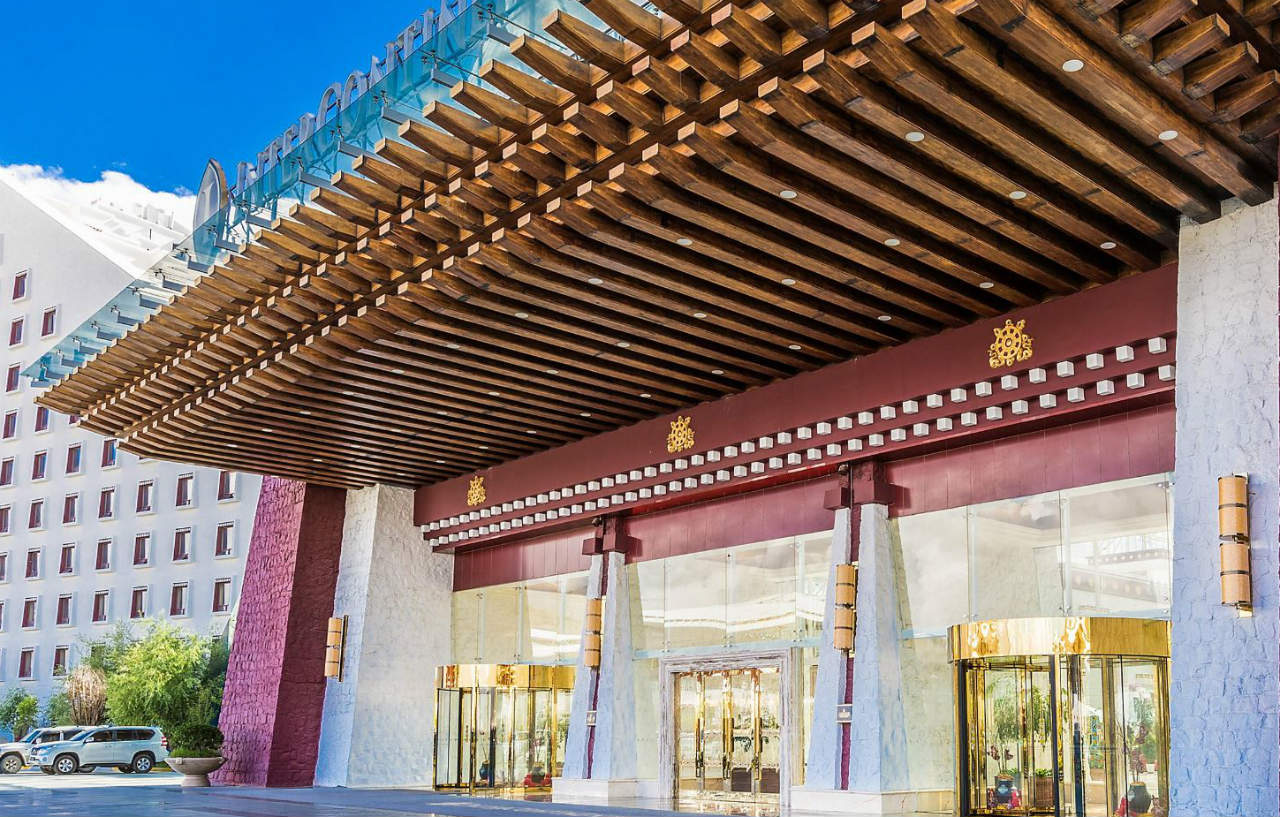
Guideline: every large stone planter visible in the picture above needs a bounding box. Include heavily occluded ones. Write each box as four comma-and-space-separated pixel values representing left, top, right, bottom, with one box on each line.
167, 756, 226, 787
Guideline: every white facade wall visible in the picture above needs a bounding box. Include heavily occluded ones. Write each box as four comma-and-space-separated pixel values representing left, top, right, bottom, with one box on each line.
0, 178, 261, 709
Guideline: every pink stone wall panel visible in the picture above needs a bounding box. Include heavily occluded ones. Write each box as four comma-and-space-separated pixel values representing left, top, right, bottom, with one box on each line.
213, 477, 345, 787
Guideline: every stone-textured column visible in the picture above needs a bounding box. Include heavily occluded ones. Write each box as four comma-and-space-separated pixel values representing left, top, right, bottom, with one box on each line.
215, 477, 346, 787
313, 484, 452, 787
1171, 194, 1280, 816
560, 553, 603, 781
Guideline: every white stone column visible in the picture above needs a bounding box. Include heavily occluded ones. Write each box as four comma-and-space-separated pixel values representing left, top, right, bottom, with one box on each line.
555, 549, 637, 799
313, 484, 454, 788
1171, 194, 1280, 816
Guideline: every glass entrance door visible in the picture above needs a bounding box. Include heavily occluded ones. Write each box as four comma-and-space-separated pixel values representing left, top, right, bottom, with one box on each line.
964, 657, 1059, 815
673, 666, 782, 807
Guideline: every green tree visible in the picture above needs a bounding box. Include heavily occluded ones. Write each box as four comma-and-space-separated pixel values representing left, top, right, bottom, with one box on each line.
0, 689, 39, 739
41, 692, 72, 727
105, 622, 210, 733
80, 622, 135, 675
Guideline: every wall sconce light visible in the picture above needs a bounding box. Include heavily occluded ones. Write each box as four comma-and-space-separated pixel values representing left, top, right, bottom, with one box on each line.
324, 616, 347, 680
584, 597, 603, 668
1218, 474, 1252, 615
833, 563, 857, 651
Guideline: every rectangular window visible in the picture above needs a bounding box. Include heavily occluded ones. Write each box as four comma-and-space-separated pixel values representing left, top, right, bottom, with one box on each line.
0, 600, 5, 630
68, 414, 79, 426
130, 587, 147, 619
215, 522, 234, 557
17, 649, 33, 680
8, 317, 23, 346
21, 599, 36, 629
4, 364, 18, 393
132, 534, 150, 567
101, 440, 117, 468
40, 308, 56, 337
95, 539, 111, 571
169, 583, 188, 617
0, 553, 7, 581
52, 646, 68, 677
24, 549, 38, 579
0, 505, 9, 534
212, 579, 231, 613
172, 528, 191, 562
217, 471, 236, 500
12, 270, 27, 301
27, 500, 42, 530
98, 488, 114, 519
175, 474, 194, 507
62, 494, 78, 525
33, 406, 48, 432
2, 411, 17, 439
65, 444, 81, 475
92, 591, 108, 623
0, 458, 13, 487
58, 544, 74, 575
135, 481, 153, 513
30, 452, 46, 481
56, 595, 71, 626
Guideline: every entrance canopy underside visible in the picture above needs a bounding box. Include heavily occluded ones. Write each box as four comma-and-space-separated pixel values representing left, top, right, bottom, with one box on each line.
34, 0, 1280, 489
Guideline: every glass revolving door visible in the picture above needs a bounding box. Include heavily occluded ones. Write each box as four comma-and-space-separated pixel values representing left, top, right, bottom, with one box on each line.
951, 618, 1169, 817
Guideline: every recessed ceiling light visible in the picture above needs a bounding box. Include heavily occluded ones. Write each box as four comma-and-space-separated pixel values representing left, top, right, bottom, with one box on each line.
693, 311, 707, 319
479, 445, 489, 450
446, 342, 461, 349
300, 410, 312, 416
227, 443, 239, 448
435, 459, 446, 464
342, 390, 355, 396
261, 427, 272, 433
712, 368, 725, 375
884, 237, 901, 247
437, 410, 448, 415
1061, 58, 1084, 72
877, 314, 893, 322
527, 430, 537, 435
1158, 129, 1178, 142
313, 457, 323, 463
788, 344, 802, 350
1100, 241, 1117, 250
546, 368, 559, 374
640, 392, 652, 398
580, 412, 592, 417
675, 237, 693, 246
487, 391, 500, 396
617, 340, 631, 348
905, 131, 925, 142
1009, 190, 1027, 200
780, 277, 796, 286
391, 368, 405, 374
587, 277, 603, 285
778, 189, 797, 199
979, 281, 995, 289
514, 311, 529, 319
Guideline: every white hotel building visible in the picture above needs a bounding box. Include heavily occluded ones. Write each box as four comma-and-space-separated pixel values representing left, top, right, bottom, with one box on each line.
0, 175, 260, 707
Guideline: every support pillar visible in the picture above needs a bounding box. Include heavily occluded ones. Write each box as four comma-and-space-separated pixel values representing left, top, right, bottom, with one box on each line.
794, 463, 915, 814
556, 516, 638, 801
1171, 194, 1280, 816
214, 477, 346, 787
314, 484, 452, 787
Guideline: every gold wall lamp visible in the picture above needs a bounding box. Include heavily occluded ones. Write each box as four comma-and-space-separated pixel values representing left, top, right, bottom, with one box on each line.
833, 563, 858, 651
324, 615, 348, 680
1218, 474, 1252, 615
583, 597, 603, 668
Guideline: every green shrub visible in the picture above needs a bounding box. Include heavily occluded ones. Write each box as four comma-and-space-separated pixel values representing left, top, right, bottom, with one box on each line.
168, 723, 224, 757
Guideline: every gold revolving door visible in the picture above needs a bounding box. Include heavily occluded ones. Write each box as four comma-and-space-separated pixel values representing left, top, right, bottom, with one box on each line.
433, 664, 574, 795
950, 618, 1170, 817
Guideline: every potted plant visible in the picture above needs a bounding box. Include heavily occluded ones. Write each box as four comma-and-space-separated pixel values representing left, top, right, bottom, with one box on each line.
1033, 768, 1054, 808
166, 724, 225, 787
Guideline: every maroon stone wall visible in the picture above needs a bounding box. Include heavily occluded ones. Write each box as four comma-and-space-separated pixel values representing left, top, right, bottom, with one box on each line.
213, 477, 346, 787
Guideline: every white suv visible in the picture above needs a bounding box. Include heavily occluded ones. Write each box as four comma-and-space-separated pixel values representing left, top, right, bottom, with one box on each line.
0, 727, 88, 773
30, 726, 168, 775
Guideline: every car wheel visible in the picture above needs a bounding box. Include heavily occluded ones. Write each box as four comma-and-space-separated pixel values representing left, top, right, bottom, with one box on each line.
40, 766, 54, 775
130, 753, 154, 774
76, 765, 96, 774
0, 753, 21, 774
53, 754, 79, 775
116, 765, 133, 773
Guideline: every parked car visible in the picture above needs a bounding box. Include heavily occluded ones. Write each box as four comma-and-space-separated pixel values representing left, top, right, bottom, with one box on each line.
0, 727, 88, 774
30, 726, 168, 775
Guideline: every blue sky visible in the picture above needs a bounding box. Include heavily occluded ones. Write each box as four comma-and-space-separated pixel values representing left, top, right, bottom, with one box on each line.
0, 1, 436, 195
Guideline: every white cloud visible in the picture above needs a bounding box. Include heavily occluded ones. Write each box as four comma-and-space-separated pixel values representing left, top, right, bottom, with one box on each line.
0, 164, 195, 233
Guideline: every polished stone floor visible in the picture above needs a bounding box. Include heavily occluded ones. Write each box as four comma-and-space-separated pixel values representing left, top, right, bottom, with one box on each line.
0, 772, 944, 817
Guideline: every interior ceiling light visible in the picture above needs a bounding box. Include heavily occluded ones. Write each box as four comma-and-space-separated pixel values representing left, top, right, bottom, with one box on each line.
1061, 58, 1084, 72
617, 340, 630, 348
640, 392, 652, 398
546, 368, 559, 374
580, 412, 593, 417
342, 390, 355, 396
780, 277, 797, 286
479, 445, 489, 450
487, 391, 500, 396
877, 314, 893, 322
788, 344, 802, 350
979, 281, 995, 289
778, 189, 797, 199
884, 237, 901, 247
1100, 241, 1117, 250
514, 311, 529, 319
693, 311, 707, 318
1158, 129, 1179, 141
712, 368, 725, 375
446, 342, 461, 349
587, 277, 604, 285
905, 131, 925, 142
527, 430, 537, 434
435, 459, 446, 464
676, 237, 693, 246
1009, 190, 1027, 200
